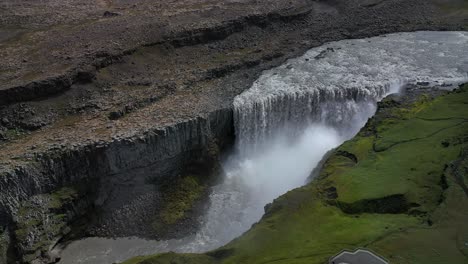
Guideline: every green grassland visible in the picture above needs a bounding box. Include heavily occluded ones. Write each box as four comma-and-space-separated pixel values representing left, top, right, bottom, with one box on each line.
124, 84, 468, 264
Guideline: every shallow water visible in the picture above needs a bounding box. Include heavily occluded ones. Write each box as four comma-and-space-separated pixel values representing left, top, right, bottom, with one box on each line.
58, 31, 468, 264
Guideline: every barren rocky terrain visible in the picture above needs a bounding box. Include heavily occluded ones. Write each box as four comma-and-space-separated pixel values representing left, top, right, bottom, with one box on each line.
0, 0, 467, 263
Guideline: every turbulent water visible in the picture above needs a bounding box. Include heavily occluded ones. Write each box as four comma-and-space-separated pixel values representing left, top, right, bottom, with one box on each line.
235, 31, 468, 152
58, 31, 468, 264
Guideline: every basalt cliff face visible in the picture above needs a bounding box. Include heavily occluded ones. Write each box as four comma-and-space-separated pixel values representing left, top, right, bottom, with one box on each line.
0, 109, 233, 262
0, 0, 467, 263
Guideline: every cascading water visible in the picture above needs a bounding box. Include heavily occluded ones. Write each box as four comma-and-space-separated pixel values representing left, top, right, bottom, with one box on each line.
234, 84, 391, 155
58, 31, 468, 264
234, 31, 468, 153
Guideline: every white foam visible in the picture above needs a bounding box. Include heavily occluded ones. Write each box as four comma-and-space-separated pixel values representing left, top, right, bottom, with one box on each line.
234, 31, 468, 152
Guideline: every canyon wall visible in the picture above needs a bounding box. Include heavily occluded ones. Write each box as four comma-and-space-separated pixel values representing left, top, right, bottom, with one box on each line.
0, 109, 233, 263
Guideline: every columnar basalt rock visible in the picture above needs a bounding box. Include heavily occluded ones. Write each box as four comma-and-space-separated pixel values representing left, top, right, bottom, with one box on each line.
0, 108, 233, 263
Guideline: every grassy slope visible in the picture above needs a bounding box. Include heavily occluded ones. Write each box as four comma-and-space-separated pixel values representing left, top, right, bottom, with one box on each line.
124, 84, 468, 264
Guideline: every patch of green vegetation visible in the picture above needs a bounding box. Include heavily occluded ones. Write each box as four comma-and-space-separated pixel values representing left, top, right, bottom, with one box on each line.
151, 142, 221, 235
50, 187, 78, 209
3, 128, 24, 141
435, 0, 468, 28
14, 187, 78, 261
124, 252, 217, 264
370, 147, 468, 264
220, 192, 419, 264
124, 84, 468, 264
152, 175, 206, 233
328, 89, 467, 212
436, 0, 468, 12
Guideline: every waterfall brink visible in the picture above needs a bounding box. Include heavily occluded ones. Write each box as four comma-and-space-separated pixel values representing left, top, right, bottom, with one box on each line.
234, 31, 468, 154
234, 83, 393, 154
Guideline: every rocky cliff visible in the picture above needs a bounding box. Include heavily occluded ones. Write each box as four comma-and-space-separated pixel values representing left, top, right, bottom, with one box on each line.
0, 109, 233, 263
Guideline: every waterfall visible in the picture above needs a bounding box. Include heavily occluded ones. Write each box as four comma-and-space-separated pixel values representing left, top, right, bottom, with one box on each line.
234, 85, 391, 154
234, 31, 468, 154
58, 31, 468, 264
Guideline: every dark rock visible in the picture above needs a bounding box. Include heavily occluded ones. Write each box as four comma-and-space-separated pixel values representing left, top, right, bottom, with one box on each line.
75, 71, 95, 84
324, 187, 338, 199
0, 118, 9, 126
207, 248, 235, 259
103, 11, 120, 17
315, 47, 335, 60
336, 150, 358, 163
337, 194, 411, 214
108, 110, 124, 120
441, 140, 450, 148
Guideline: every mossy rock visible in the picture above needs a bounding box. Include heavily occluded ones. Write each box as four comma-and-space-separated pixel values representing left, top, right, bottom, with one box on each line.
151, 140, 222, 237
152, 175, 207, 234
124, 84, 468, 264
13, 187, 79, 262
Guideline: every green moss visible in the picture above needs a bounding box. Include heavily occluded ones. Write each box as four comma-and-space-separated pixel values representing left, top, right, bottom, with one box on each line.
437, 0, 468, 12
124, 84, 468, 264
124, 252, 217, 264
339, 136, 374, 161
152, 175, 206, 232
14, 187, 78, 261
3, 128, 25, 141
49, 187, 77, 209
435, 0, 468, 29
